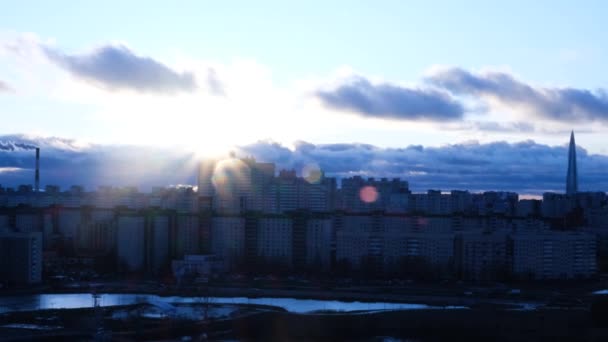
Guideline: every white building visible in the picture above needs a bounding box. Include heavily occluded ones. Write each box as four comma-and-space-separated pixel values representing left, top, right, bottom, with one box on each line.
512, 230, 596, 279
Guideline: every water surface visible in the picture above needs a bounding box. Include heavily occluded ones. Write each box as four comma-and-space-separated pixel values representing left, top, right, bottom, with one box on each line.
0, 293, 464, 314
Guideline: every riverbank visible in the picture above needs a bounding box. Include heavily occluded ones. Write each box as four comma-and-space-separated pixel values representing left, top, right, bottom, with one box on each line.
1, 302, 606, 341
0, 282, 549, 311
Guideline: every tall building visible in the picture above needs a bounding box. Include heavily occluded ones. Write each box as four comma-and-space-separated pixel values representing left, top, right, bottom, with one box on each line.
211, 217, 245, 270
566, 131, 578, 195
339, 176, 409, 212
257, 217, 293, 266
512, 230, 596, 279
174, 214, 202, 258
116, 215, 146, 272
0, 232, 42, 285
147, 213, 170, 275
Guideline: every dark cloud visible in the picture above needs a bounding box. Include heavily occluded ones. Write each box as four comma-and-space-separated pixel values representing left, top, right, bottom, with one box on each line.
316, 75, 464, 121
0, 140, 36, 151
237, 139, 608, 194
14, 142, 37, 150
427, 67, 608, 122
43, 44, 197, 94
0, 135, 198, 190
2, 134, 607, 195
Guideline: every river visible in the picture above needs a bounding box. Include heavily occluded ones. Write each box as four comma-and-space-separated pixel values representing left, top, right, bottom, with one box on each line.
0, 293, 466, 314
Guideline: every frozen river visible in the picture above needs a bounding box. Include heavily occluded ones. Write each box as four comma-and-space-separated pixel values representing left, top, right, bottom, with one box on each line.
0, 293, 466, 314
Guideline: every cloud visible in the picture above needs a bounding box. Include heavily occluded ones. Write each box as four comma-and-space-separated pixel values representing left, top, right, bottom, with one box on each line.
0, 139, 37, 151
206, 68, 225, 96
0, 80, 14, 93
0, 167, 22, 174
426, 67, 608, 122
316, 75, 464, 121
440, 121, 535, 133
0, 134, 198, 190
236, 139, 608, 194
2, 134, 607, 194
42, 44, 197, 94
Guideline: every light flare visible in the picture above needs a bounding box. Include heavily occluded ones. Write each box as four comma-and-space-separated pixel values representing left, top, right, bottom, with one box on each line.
359, 186, 379, 203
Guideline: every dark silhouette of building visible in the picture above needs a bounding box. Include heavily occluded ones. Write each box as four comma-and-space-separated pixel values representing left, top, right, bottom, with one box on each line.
566, 131, 578, 195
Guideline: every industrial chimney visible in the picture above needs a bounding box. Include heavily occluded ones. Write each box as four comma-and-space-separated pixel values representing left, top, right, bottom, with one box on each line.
35, 147, 40, 193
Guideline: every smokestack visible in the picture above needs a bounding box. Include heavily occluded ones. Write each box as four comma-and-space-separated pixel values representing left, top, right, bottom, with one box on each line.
35, 147, 40, 193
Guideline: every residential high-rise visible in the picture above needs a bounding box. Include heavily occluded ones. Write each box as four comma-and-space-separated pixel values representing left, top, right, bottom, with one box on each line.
0, 232, 42, 285
566, 131, 578, 195
116, 215, 146, 272
512, 230, 596, 279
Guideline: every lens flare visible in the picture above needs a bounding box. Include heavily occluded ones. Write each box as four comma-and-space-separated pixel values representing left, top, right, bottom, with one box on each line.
359, 186, 378, 203
211, 158, 251, 196
302, 163, 322, 184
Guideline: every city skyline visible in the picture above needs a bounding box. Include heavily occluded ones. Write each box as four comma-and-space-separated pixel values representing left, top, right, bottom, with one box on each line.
3, 4, 608, 339
2, 1, 608, 195
0, 131, 607, 196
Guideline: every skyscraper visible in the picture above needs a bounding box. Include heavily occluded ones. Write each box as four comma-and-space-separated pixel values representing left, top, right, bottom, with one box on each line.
566, 131, 578, 195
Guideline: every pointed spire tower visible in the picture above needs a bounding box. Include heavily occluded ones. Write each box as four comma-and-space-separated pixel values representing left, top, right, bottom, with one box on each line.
566, 131, 578, 195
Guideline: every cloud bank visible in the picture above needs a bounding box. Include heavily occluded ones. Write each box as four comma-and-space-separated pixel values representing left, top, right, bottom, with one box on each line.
2, 134, 607, 194
43, 44, 197, 94
316, 75, 464, 121
427, 67, 608, 122
0, 135, 198, 190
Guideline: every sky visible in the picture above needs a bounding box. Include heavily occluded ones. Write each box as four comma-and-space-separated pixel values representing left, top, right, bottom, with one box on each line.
1, 1, 608, 194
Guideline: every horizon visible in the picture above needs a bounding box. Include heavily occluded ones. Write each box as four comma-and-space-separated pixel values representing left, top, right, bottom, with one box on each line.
0, 129, 606, 197
3, 4, 608, 340
2, 1, 608, 194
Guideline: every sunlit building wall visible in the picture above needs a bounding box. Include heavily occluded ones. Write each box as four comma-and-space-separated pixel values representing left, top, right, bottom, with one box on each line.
198, 159, 217, 198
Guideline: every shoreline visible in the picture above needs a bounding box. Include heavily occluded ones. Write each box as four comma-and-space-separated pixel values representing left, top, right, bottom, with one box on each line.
0, 283, 549, 311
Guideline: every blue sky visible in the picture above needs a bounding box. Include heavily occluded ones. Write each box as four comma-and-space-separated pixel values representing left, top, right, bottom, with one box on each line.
1, 1, 608, 193
4, 1, 604, 85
